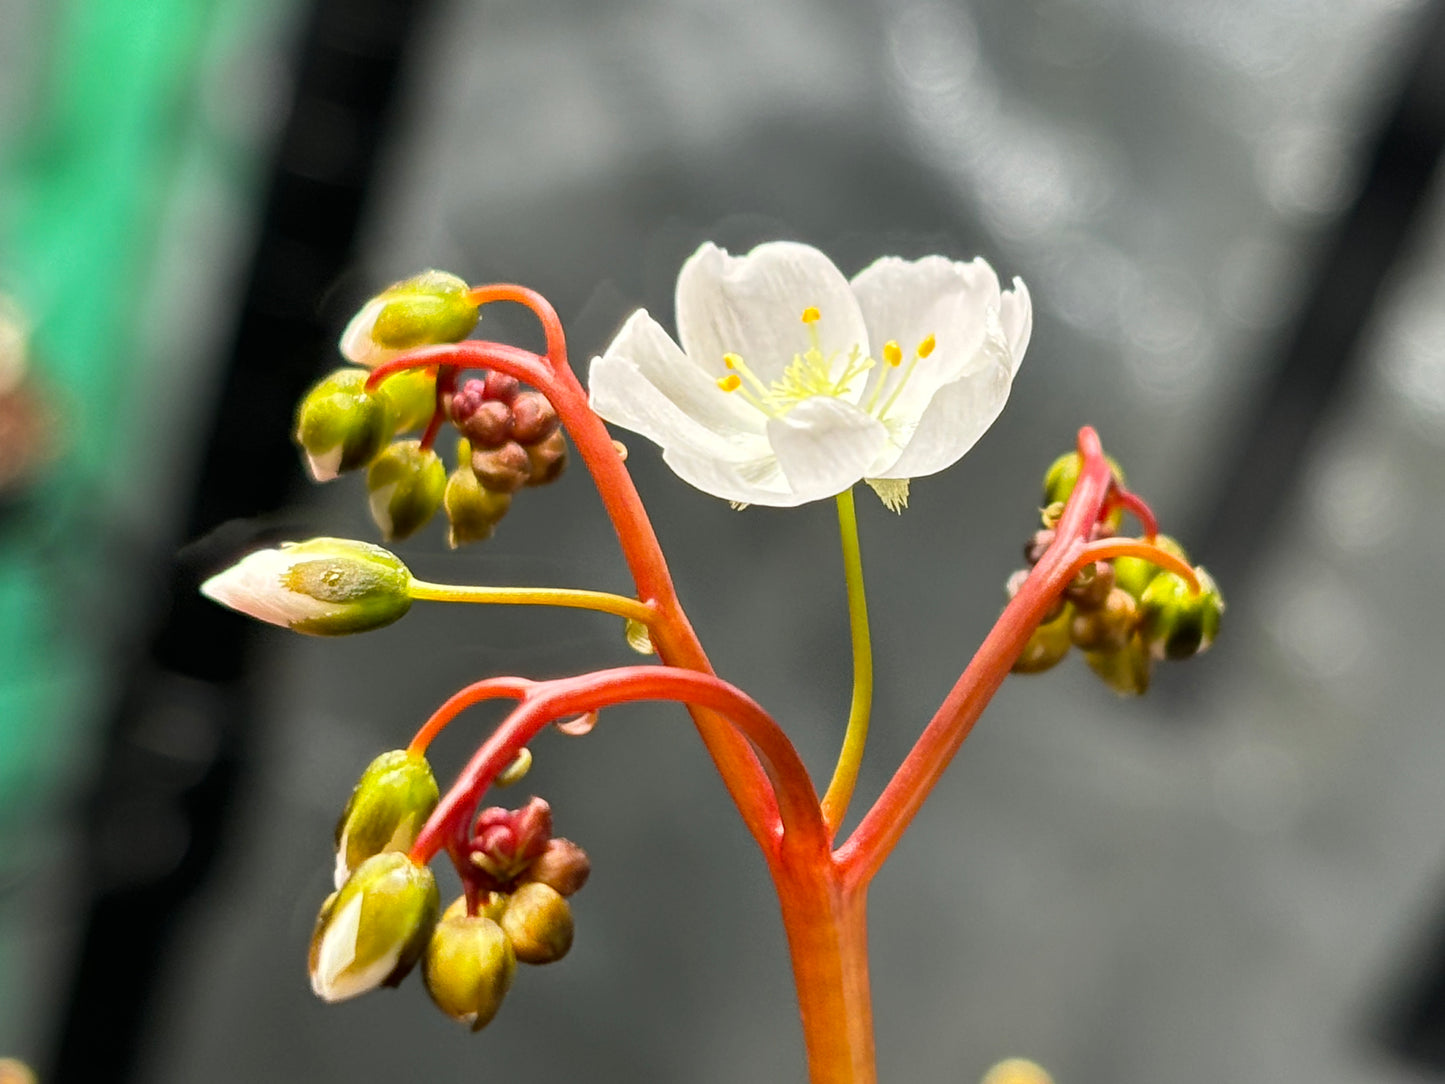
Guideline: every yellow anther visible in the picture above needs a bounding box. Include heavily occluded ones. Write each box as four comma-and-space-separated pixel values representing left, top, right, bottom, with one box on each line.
717, 373, 741, 392
883, 340, 903, 367
723, 352, 743, 369
801, 306, 821, 324
917, 334, 936, 358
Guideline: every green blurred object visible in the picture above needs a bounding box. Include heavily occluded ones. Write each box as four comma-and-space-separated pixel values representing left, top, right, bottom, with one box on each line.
0, 0, 294, 1053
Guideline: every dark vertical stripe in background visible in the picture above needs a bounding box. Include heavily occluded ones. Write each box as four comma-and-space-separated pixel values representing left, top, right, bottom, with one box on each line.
47, 1, 433, 1079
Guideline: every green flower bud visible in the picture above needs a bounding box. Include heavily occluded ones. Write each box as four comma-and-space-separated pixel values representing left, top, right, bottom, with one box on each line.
341, 270, 478, 368
366, 440, 446, 541
500, 881, 574, 965
334, 750, 440, 889
423, 912, 517, 1031
1138, 567, 1224, 660
378, 367, 439, 433
295, 368, 395, 481
1012, 605, 1073, 675
1042, 451, 1125, 507
1113, 534, 1189, 599
309, 851, 439, 1002
201, 537, 412, 636
1084, 633, 1153, 696
443, 462, 512, 548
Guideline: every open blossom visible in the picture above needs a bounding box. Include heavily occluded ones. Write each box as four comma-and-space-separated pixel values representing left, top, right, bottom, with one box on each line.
588, 241, 1031, 508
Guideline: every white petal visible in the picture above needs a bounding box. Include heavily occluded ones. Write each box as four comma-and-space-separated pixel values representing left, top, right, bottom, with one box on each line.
998, 276, 1032, 375
589, 355, 770, 465
200, 549, 332, 629
850, 255, 1006, 422
312, 892, 362, 999
339, 298, 400, 368
675, 242, 869, 391
660, 445, 795, 506
591, 309, 763, 438
765, 398, 888, 503
876, 328, 1015, 480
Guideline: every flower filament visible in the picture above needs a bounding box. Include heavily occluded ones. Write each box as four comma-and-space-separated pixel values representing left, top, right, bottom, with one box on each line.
715, 307, 936, 425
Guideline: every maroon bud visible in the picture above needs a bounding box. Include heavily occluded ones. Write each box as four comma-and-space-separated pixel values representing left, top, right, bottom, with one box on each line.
1064, 561, 1115, 611
472, 442, 531, 493
449, 379, 488, 424
509, 391, 559, 444
1024, 529, 1055, 566
459, 400, 512, 449
525, 430, 568, 487
482, 371, 520, 403
523, 838, 590, 897
512, 798, 553, 862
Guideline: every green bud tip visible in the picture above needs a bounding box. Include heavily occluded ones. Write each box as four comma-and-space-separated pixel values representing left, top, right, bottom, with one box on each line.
423, 912, 517, 1031
366, 439, 447, 541
443, 465, 512, 549
200, 537, 413, 636
341, 270, 479, 368
1139, 567, 1224, 660
309, 851, 439, 1003
294, 368, 395, 482
335, 750, 441, 889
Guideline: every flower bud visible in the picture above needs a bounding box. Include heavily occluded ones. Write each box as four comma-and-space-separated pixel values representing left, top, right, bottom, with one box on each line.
1064, 561, 1115, 611
1024, 529, 1054, 566
1084, 633, 1152, 696
455, 396, 513, 449
501, 881, 574, 965
423, 912, 517, 1030
1138, 567, 1223, 660
981, 1058, 1054, 1084
472, 441, 531, 493
525, 429, 568, 487
1068, 587, 1137, 653
378, 367, 438, 433
1042, 451, 1125, 507
340, 270, 478, 368
443, 463, 512, 548
1113, 534, 1189, 599
1011, 606, 1072, 674
482, 369, 520, 403
201, 538, 412, 636
366, 439, 447, 541
294, 368, 394, 481
521, 837, 590, 897
309, 851, 439, 1002
509, 391, 560, 444
334, 750, 440, 889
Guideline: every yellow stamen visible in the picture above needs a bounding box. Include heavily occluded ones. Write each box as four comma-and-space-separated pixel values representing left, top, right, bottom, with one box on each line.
717, 373, 741, 392
883, 340, 903, 367
917, 333, 936, 358
723, 352, 743, 370
801, 306, 821, 324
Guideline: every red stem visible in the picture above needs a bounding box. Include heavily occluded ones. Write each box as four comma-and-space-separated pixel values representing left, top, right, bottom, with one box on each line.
374, 287, 783, 855
836, 426, 1114, 887
409, 666, 825, 864
1109, 486, 1159, 539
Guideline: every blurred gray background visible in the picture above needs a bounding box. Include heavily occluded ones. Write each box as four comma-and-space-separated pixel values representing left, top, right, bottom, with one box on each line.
4, 0, 1445, 1081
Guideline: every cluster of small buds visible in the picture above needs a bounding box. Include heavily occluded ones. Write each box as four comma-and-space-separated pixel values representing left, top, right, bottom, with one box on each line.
442, 372, 568, 546
1009, 452, 1225, 695
292, 270, 567, 546
308, 757, 588, 1033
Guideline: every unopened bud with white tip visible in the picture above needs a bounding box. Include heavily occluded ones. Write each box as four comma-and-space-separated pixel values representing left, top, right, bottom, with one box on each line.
201, 538, 413, 636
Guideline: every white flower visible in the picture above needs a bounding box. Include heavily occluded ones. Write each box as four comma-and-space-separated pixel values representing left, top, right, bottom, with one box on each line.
587, 241, 1031, 508
200, 538, 413, 636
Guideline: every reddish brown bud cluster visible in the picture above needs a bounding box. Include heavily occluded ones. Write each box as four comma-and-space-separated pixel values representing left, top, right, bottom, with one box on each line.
1007, 453, 1223, 694
464, 797, 591, 899
450, 374, 566, 494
